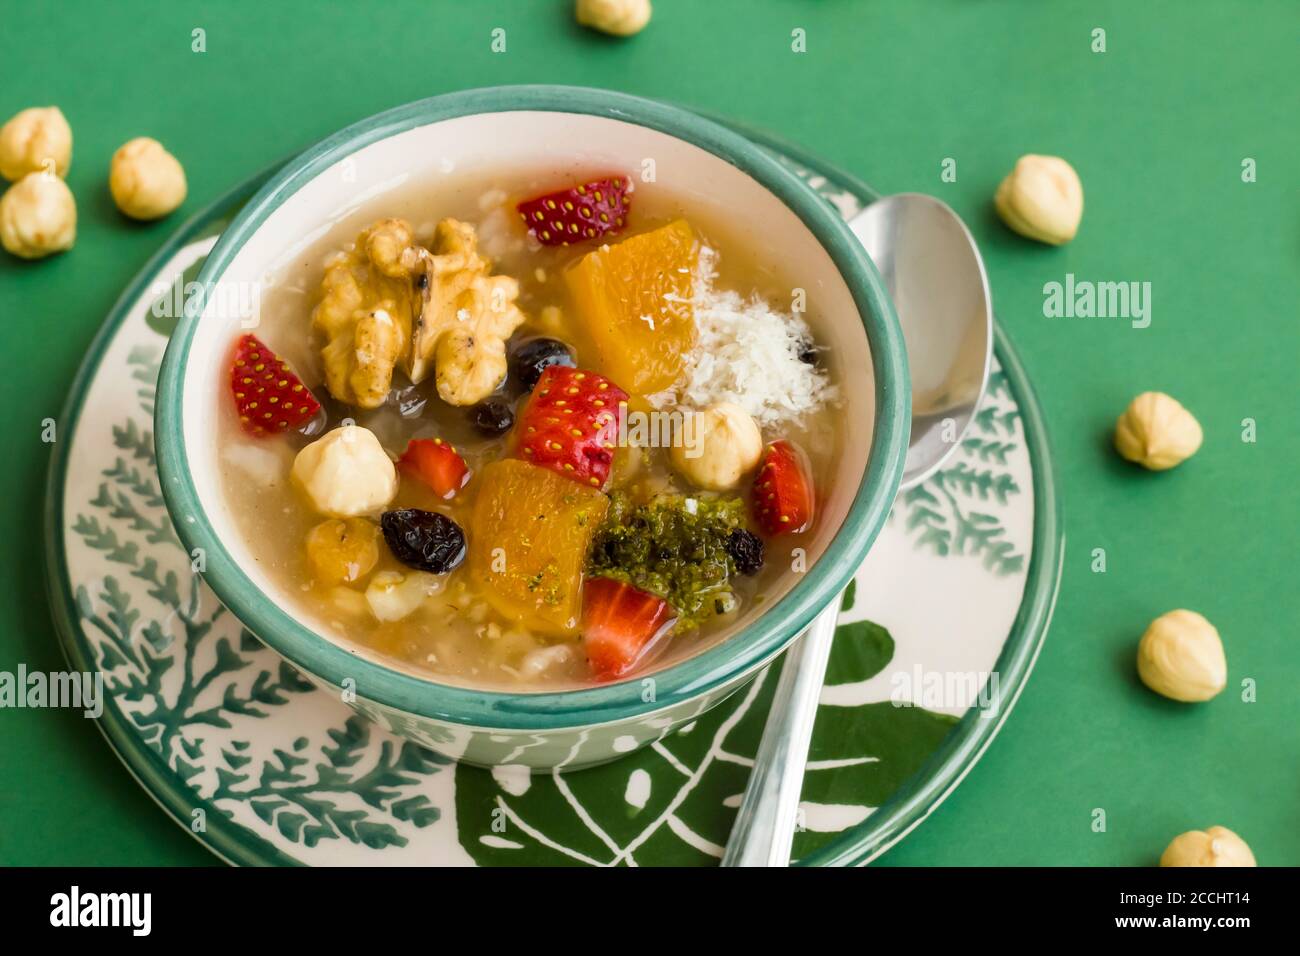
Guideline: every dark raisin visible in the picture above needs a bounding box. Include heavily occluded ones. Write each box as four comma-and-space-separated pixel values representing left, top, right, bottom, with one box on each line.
725, 528, 765, 575
415, 272, 430, 291
471, 399, 515, 436
509, 337, 575, 392
381, 509, 467, 573
797, 339, 818, 365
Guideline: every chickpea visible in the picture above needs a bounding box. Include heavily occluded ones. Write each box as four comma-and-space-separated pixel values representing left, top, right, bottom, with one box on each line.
1114, 392, 1202, 471
0, 106, 72, 181
292, 425, 398, 517
1160, 826, 1256, 867
1136, 609, 1226, 702
0, 171, 76, 259
365, 570, 444, 622
109, 137, 187, 220
994, 154, 1084, 245
305, 518, 381, 586
670, 402, 763, 491
575, 0, 652, 37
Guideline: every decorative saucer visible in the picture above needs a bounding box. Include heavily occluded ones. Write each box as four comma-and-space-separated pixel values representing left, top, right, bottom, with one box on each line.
45, 130, 1061, 865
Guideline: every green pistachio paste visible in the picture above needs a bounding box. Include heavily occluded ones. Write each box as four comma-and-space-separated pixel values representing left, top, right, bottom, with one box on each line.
586, 493, 748, 628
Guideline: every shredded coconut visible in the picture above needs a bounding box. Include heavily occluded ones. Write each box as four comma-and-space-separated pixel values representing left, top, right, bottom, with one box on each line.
653, 246, 837, 428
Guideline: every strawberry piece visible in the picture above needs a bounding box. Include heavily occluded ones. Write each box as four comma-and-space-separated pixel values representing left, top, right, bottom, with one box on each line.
513, 365, 628, 489
229, 334, 321, 436
517, 176, 631, 247
750, 440, 816, 536
398, 437, 470, 500
582, 577, 676, 681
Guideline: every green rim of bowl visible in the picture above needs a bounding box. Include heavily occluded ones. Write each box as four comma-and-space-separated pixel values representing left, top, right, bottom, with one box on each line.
154, 85, 910, 731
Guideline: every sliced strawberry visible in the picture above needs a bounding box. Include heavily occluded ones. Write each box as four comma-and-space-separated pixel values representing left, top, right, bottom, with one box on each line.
517, 176, 631, 247
513, 365, 628, 489
750, 439, 816, 536
229, 334, 321, 436
582, 577, 676, 681
398, 437, 470, 500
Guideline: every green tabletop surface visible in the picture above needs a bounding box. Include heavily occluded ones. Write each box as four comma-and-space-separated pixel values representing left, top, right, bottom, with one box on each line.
2, 0, 1296, 866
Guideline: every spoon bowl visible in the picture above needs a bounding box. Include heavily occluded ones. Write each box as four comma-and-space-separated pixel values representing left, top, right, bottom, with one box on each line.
850, 193, 993, 487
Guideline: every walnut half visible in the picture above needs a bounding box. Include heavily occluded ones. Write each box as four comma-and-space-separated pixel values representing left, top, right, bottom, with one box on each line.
313, 219, 417, 409
312, 217, 524, 409
404, 219, 526, 406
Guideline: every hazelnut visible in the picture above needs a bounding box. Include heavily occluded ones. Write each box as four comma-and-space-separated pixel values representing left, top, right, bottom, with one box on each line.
109, 137, 187, 220
576, 0, 652, 36
1114, 391, 1202, 470
291, 425, 397, 518
0, 171, 76, 259
0, 107, 72, 181
994, 154, 1083, 245
670, 402, 763, 491
1136, 609, 1226, 702
1160, 826, 1256, 867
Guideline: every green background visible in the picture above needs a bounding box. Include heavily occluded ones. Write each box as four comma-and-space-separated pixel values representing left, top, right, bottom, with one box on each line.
1, 0, 1296, 865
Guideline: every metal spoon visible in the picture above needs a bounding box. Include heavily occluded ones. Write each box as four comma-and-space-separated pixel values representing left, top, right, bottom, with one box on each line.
721, 193, 993, 867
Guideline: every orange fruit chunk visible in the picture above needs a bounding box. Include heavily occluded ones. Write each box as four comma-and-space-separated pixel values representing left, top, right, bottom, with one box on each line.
564, 219, 698, 395
468, 459, 610, 636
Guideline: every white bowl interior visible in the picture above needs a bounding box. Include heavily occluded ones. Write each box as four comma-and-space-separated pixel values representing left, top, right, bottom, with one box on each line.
183, 110, 876, 680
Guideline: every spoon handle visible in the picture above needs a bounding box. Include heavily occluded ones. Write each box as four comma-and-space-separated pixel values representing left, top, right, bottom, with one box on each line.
720, 598, 840, 867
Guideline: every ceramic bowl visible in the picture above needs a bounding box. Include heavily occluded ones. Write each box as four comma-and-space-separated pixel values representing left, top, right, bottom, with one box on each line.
155, 86, 909, 769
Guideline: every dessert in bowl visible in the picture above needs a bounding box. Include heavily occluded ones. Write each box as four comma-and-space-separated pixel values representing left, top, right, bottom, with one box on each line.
155, 87, 908, 769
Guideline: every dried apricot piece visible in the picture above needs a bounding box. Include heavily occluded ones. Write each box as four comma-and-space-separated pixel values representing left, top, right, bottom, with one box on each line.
468, 459, 609, 636
564, 219, 698, 394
